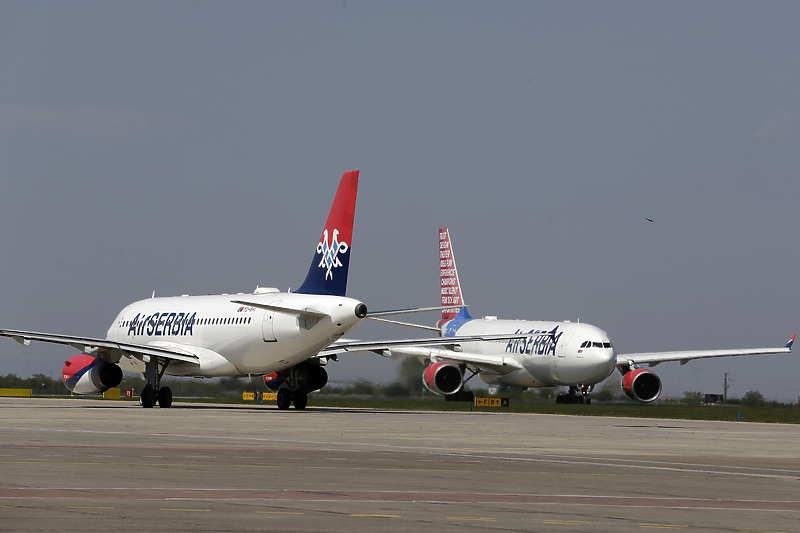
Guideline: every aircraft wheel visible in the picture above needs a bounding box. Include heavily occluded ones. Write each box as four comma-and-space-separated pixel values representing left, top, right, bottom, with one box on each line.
158, 387, 173, 408
293, 390, 308, 410
276, 388, 292, 410
140, 385, 156, 408
555, 394, 565, 404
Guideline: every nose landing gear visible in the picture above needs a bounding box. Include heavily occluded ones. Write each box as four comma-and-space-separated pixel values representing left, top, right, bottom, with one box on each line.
555, 385, 593, 405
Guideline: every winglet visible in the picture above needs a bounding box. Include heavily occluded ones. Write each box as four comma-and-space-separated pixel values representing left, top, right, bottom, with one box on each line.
295, 171, 359, 297
786, 335, 795, 350
438, 228, 470, 326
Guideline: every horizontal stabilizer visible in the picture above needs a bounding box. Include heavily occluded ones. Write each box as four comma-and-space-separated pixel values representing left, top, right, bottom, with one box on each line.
230, 300, 329, 319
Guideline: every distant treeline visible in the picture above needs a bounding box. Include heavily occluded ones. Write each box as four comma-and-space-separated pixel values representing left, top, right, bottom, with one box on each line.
0, 371, 796, 407
0, 373, 64, 395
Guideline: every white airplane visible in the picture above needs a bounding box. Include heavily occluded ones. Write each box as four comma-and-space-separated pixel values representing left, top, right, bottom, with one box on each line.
0, 174, 521, 409
370, 228, 795, 404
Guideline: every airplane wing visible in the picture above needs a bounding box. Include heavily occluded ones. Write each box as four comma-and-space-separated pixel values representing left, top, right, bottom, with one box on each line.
367, 305, 467, 317
368, 345, 523, 374
363, 316, 440, 332
320, 341, 522, 376
0, 329, 200, 365
362, 305, 468, 332
616, 335, 795, 369
318, 333, 527, 359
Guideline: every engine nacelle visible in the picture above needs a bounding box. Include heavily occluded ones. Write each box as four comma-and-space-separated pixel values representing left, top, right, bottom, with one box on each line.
621, 368, 662, 403
265, 364, 328, 393
263, 372, 284, 393
422, 361, 463, 395
62, 354, 123, 395
295, 363, 328, 392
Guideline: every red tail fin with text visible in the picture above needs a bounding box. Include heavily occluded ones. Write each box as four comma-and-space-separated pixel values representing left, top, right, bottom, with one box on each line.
439, 228, 465, 323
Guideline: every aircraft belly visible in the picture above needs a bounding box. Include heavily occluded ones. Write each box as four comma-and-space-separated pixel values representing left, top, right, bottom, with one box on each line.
220, 331, 332, 375
553, 359, 615, 386
210, 336, 269, 374
520, 355, 559, 386
481, 369, 548, 388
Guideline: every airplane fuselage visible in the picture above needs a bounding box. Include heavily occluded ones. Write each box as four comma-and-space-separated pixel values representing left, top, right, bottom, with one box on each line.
444, 317, 617, 389
106, 290, 365, 377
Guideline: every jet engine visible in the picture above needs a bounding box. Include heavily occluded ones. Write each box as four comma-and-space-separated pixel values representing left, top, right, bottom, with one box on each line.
295, 363, 328, 392
263, 372, 284, 393
263, 363, 328, 393
422, 361, 463, 395
62, 354, 123, 395
621, 368, 662, 403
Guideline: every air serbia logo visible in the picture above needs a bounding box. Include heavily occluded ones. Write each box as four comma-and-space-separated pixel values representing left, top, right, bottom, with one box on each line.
505, 327, 562, 356
127, 312, 196, 337
317, 228, 348, 280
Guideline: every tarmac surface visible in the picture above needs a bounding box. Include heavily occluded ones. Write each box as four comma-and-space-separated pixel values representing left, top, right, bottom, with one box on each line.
1, 397, 798, 532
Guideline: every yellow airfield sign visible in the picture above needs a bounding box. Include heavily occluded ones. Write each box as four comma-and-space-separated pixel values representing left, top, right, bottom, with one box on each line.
474, 397, 510, 407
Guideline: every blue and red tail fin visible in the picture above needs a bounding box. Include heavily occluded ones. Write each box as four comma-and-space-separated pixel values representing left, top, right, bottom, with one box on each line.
295, 171, 359, 297
437, 228, 471, 328
786, 335, 796, 350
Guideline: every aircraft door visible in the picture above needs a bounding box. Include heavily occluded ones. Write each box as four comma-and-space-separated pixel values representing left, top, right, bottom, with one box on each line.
262, 301, 279, 342
556, 333, 572, 358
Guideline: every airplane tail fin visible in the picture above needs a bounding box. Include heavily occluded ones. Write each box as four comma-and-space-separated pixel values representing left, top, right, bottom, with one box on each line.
438, 228, 470, 324
295, 171, 359, 297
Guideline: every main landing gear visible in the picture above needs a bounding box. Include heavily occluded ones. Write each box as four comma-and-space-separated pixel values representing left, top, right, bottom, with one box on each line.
273, 362, 327, 410
139, 356, 172, 408
555, 385, 592, 405
276, 388, 307, 410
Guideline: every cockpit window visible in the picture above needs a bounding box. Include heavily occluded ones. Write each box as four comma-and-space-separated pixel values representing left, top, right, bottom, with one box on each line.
582, 340, 614, 348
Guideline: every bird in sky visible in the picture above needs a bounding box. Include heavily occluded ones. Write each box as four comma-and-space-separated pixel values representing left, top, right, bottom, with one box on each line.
646, 218, 654, 223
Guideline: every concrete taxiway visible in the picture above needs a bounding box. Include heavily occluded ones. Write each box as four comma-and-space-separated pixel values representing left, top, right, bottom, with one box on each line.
1, 398, 798, 532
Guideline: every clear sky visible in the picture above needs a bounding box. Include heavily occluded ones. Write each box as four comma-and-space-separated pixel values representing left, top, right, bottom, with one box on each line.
1, 1, 798, 400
